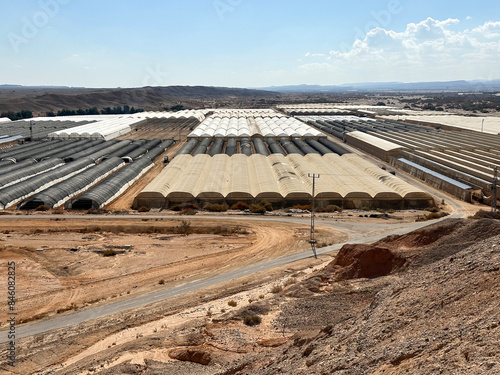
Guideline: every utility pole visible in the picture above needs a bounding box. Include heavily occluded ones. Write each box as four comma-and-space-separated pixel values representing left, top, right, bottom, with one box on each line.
482, 119, 485, 133
492, 166, 498, 212
30, 120, 33, 140
308, 173, 320, 259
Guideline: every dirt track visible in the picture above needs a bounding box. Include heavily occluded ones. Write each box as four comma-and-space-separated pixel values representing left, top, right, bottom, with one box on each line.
0, 217, 344, 326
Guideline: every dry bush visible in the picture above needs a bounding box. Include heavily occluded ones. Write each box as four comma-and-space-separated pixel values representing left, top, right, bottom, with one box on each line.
35, 205, 51, 212
270, 285, 283, 294
87, 208, 109, 215
228, 300, 238, 307
230, 201, 250, 210
250, 204, 266, 214
56, 303, 77, 314
416, 212, 449, 222
211, 225, 248, 236
102, 249, 118, 257
180, 208, 196, 215
171, 203, 200, 212
178, 220, 192, 235
259, 200, 273, 211
243, 315, 262, 326
204, 203, 229, 212
19, 313, 48, 324
316, 205, 342, 213
138, 206, 151, 212
425, 206, 440, 213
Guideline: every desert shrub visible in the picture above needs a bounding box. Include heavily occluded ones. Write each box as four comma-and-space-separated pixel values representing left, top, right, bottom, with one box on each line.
33, 229, 43, 234
228, 300, 238, 307
138, 206, 151, 213
249, 204, 266, 214
18, 313, 48, 324
230, 201, 250, 210
425, 206, 440, 213
416, 212, 449, 222
171, 203, 200, 212
35, 205, 50, 212
243, 315, 262, 326
103, 249, 118, 257
179, 208, 196, 215
159, 279, 165, 285
361, 206, 370, 211
56, 303, 77, 314
388, 209, 395, 214
51, 208, 64, 214
283, 277, 297, 287
259, 200, 273, 211
318, 242, 333, 248
178, 220, 192, 235
270, 285, 283, 294
316, 205, 342, 213
87, 208, 109, 215
204, 203, 229, 212
211, 225, 249, 236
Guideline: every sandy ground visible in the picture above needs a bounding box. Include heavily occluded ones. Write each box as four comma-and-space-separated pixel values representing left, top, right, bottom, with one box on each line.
55, 260, 329, 372
0, 217, 344, 326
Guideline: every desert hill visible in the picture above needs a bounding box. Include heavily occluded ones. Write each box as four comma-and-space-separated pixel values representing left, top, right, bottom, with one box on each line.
0, 85, 278, 114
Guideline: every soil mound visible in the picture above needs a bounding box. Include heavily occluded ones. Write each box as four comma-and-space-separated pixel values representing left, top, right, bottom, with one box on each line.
332, 243, 405, 280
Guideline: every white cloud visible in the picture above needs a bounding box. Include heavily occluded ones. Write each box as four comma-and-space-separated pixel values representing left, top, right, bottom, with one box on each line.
304, 18, 500, 83
305, 52, 326, 57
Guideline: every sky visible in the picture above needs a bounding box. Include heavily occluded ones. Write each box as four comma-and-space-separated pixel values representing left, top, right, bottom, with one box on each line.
1, 0, 499, 88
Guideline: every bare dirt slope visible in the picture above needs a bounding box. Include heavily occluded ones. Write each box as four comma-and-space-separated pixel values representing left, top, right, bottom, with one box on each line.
49, 217, 500, 375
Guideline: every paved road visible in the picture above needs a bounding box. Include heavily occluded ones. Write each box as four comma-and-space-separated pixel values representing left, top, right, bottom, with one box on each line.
0, 211, 462, 343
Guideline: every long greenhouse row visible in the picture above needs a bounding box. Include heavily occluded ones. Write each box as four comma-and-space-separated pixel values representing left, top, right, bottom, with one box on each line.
134, 153, 433, 209
303, 115, 500, 202
188, 116, 323, 139
175, 137, 348, 157
0, 138, 175, 210
2, 110, 207, 141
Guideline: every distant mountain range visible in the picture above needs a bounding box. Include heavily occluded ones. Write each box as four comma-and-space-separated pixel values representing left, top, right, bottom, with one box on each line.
257, 80, 500, 93
0, 85, 278, 113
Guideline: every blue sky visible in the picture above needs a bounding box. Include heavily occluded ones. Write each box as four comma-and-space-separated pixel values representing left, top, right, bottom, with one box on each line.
1, 0, 499, 88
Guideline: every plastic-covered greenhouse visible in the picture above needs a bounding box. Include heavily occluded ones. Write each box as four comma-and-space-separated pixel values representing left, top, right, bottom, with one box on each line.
0, 158, 96, 209
18, 157, 125, 209
68, 157, 155, 209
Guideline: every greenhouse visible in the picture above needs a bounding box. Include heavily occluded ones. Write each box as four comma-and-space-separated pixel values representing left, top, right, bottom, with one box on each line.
134, 154, 433, 209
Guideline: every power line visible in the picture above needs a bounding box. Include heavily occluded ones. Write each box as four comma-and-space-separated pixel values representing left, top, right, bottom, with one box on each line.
308, 173, 320, 259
